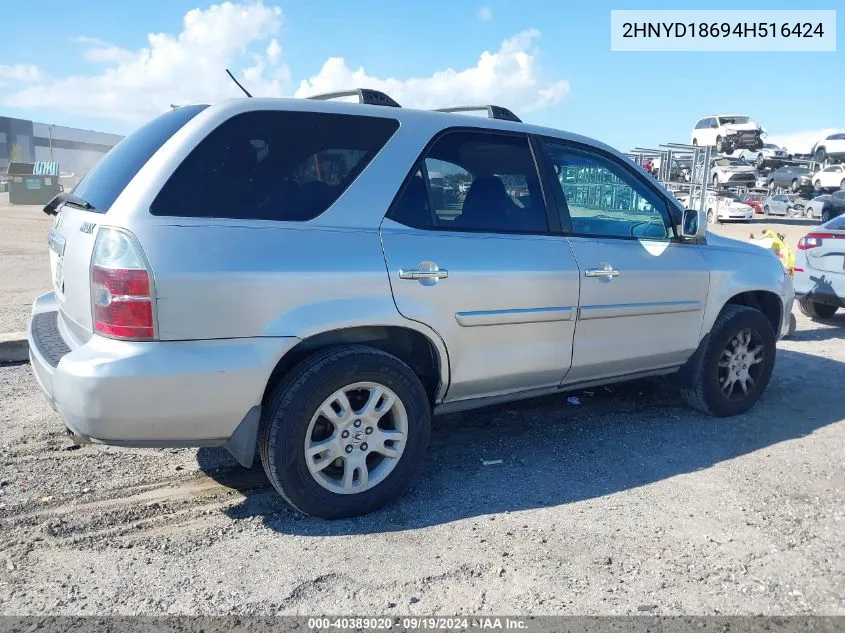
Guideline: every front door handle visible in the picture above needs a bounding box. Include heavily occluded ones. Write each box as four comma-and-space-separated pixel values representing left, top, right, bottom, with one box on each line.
399, 261, 448, 284
585, 263, 620, 278
399, 269, 448, 280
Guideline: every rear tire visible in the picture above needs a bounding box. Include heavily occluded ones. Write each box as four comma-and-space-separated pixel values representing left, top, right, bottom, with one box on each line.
814, 180, 823, 193
814, 148, 826, 163
715, 136, 724, 153
791, 179, 800, 193
680, 305, 776, 417
822, 209, 831, 222
763, 205, 770, 216
258, 345, 431, 519
840, 178, 845, 191
798, 298, 838, 320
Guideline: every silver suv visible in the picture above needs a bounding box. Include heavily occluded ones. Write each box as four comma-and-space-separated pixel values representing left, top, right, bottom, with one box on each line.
28, 92, 794, 519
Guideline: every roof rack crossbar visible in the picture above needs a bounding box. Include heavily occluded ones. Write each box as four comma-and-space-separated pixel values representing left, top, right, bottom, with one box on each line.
307, 89, 401, 108
433, 105, 522, 123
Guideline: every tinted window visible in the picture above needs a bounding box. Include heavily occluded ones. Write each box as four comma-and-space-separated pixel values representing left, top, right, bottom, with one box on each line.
826, 215, 845, 229
719, 116, 751, 125
72, 104, 208, 213
833, 191, 845, 200
827, 133, 845, 140
388, 131, 547, 233
151, 111, 399, 221
541, 141, 672, 240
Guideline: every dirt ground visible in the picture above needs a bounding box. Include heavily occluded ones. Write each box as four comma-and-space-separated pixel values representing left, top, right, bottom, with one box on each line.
0, 196, 843, 616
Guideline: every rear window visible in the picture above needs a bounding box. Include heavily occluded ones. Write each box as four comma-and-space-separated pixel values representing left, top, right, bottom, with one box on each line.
826, 215, 845, 229
72, 104, 208, 213
150, 111, 400, 221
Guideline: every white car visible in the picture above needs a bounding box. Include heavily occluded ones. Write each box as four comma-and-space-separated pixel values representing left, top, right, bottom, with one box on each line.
737, 143, 789, 169
691, 115, 764, 155
811, 132, 845, 164
675, 190, 754, 224
812, 163, 845, 192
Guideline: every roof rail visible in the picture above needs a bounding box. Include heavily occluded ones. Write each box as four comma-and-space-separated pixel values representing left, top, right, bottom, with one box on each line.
307, 89, 401, 108
433, 105, 522, 123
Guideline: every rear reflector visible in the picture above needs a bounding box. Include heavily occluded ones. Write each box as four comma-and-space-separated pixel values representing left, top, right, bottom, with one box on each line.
91, 228, 156, 340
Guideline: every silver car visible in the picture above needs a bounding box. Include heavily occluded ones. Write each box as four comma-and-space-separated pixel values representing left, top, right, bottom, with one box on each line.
763, 194, 801, 217
28, 93, 794, 518
794, 214, 845, 319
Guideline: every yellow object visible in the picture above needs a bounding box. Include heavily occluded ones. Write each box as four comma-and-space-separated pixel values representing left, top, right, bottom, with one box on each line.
760, 229, 795, 275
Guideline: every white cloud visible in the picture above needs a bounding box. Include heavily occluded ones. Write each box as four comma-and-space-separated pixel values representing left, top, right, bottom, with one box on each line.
295, 29, 569, 113
2, 2, 287, 124
478, 6, 493, 21
72, 36, 136, 64
0, 64, 43, 85
766, 128, 845, 155
0, 2, 568, 127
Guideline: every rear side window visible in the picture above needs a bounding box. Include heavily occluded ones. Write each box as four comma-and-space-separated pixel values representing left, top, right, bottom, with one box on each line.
72, 104, 208, 213
388, 130, 548, 234
150, 111, 399, 221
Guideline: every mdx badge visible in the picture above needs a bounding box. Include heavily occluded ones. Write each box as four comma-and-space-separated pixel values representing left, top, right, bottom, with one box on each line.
80, 221, 96, 234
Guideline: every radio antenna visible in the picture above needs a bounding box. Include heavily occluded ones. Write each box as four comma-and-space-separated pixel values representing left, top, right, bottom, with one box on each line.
225, 68, 253, 98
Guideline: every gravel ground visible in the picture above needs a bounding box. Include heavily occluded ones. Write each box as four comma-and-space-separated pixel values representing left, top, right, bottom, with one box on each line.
0, 194, 52, 334
1, 198, 843, 616
1, 307, 843, 615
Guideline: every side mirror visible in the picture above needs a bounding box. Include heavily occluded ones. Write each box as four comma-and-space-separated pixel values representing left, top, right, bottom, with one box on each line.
681, 208, 707, 240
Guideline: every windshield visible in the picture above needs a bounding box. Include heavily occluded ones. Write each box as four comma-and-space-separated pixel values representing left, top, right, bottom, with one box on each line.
72, 104, 208, 212
719, 116, 751, 125
763, 144, 780, 150
715, 158, 748, 167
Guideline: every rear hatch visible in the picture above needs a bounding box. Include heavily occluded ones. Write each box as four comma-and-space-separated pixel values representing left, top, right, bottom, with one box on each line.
45, 105, 208, 339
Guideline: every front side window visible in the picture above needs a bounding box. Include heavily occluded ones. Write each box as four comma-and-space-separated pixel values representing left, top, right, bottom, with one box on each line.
540, 141, 672, 240
151, 111, 399, 221
387, 131, 548, 234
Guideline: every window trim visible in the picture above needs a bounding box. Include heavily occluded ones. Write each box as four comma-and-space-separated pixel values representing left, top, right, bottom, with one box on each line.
384, 126, 561, 236
534, 135, 679, 242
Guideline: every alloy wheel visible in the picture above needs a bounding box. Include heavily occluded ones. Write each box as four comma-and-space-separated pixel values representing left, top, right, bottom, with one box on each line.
304, 381, 408, 495
717, 328, 765, 401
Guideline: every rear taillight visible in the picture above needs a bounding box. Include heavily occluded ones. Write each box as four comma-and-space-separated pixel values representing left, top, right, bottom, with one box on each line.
90, 227, 156, 340
797, 232, 843, 250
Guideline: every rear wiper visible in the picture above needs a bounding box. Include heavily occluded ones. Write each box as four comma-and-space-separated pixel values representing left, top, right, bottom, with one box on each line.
42, 192, 96, 216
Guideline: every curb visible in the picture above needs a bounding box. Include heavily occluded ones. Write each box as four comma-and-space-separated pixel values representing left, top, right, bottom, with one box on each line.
0, 333, 29, 363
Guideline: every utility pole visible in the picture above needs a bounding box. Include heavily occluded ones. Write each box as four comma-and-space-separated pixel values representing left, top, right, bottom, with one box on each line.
48, 124, 54, 161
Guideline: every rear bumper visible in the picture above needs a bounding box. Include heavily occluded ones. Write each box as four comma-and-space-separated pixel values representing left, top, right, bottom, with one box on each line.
27, 292, 299, 448
793, 270, 845, 307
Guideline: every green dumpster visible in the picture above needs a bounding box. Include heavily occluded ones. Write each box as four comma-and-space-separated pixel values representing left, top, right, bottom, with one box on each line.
7, 161, 62, 205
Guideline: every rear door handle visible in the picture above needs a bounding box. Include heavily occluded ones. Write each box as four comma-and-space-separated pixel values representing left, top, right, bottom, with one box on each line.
585, 263, 619, 278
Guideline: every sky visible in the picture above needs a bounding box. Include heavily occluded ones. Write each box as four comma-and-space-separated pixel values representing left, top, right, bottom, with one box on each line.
0, 0, 842, 154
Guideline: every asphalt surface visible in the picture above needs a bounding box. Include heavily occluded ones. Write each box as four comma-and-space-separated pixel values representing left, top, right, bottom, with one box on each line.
0, 197, 843, 616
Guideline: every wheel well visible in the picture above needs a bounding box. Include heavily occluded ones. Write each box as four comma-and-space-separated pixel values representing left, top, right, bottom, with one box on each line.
262, 326, 443, 407
725, 291, 782, 335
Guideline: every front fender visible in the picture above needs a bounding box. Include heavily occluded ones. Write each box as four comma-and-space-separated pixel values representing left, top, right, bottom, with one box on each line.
699, 236, 794, 338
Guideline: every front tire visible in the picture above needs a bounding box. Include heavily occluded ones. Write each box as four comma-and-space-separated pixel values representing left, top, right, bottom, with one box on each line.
814, 180, 823, 193
258, 345, 431, 519
840, 178, 845, 191
822, 209, 831, 222
799, 298, 838, 319
715, 136, 724, 153
791, 179, 800, 193
680, 305, 776, 417
763, 205, 770, 216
